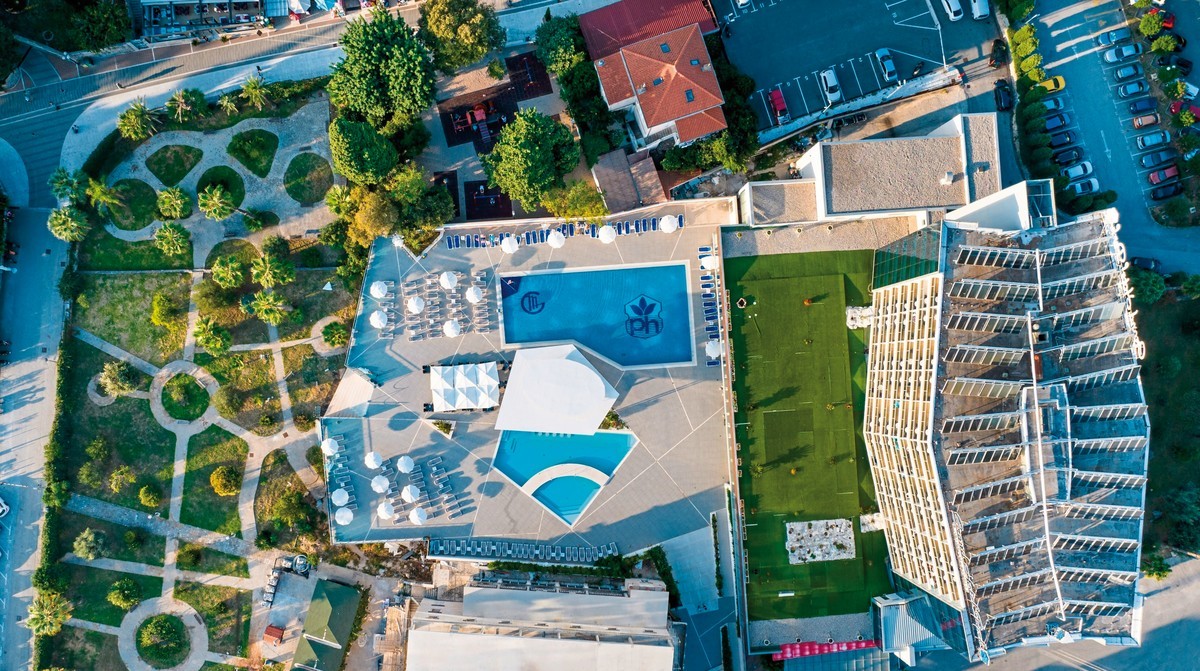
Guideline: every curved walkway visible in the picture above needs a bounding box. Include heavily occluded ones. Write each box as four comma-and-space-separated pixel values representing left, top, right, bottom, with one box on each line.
118, 597, 209, 671
520, 463, 611, 495
148, 359, 221, 431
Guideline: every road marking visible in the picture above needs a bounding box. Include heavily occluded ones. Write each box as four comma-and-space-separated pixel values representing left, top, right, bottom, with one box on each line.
885, 0, 907, 7
793, 76, 812, 114
896, 11, 939, 30
868, 55, 882, 89
849, 60, 864, 95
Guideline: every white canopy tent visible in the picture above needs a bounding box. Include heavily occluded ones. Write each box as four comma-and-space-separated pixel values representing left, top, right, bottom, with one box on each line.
370, 281, 389, 299
325, 367, 375, 418
331, 488, 350, 507
598, 225, 617, 244
371, 475, 390, 493
334, 507, 354, 525
494, 345, 618, 436
407, 295, 426, 314
430, 362, 500, 412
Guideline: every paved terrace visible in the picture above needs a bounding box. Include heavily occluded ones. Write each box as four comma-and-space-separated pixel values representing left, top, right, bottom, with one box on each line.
322, 199, 737, 553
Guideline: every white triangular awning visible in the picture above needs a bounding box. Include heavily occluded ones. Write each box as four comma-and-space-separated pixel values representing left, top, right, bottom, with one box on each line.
325, 368, 374, 418
494, 345, 618, 435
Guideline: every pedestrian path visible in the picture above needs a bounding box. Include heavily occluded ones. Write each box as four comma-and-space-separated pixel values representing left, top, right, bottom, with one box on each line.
66, 494, 261, 558
74, 328, 160, 376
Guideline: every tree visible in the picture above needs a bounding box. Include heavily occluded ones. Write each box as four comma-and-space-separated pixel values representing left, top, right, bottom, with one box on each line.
198, 184, 236, 221
408, 185, 456, 232
194, 316, 232, 355
210, 465, 242, 496
535, 16, 586, 76
166, 89, 193, 123
250, 253, 296, 288
1178, 110, 1197, 128
99, 360, 137, 397
1182, 274, 1200, 299
328, 118, 399, 185
151, 291, 179, 327
48, 167, 86, 204
1166, 79, 1189, 100
86, 178, 121, 218
157, 186, 190, 220
107, 577, 142, 611
240, 74, 270, 111
271, 490, 312, 529
109, 465, 135, 493
325, 185, 356, 217
210, 255, 245, 289
1153, 34, 1179, 54
153, 222, 190, 256
481, 109, 580, 210
217, 93, 239, 116
1142, 553, 1172, 580
1163, 482, 1200, 549
419, 0, 505, 73
1128, 266, 1166, 305
47, 206, 90, 242
73, 528, 103, 560
348, 190, 400, 248
543, 180, 609, 220
1140, 12, 1164, 38
328, 7, 436, 128
138, 484, 162, 508
117, 99, 159, 141
249, 291, 289, 325
323, 320, 350, 347
72, 0, 132, 51
27, 591, 72, 637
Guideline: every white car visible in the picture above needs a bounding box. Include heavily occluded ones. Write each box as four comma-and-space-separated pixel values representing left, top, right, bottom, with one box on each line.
1061, 161, 1093, 180
970, 0, 990, 19
1068, 178, 1100, 196
942, 0, 964, 21
819, 68, 842, 105
0, 497, 8, 518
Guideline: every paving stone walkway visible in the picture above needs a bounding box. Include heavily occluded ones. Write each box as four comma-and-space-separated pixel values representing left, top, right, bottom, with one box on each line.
118, 597, 209, 671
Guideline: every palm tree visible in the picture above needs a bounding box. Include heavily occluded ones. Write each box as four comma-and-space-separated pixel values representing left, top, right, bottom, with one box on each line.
198, 184, 236, 221
86, 178, 121, 218
217, 93, 239, 116
47, 206, 90, 242
250, 252, 295, 289
153, 222, 190, 256
48, 167, 86, 204
194, 317, 231, 355
210, 255, 245, 289
166, 89, 192, 123
116, 99, 159, 141
240, 75, 269, 111
324, 185, 355, 216
156, 187, 189, 220
27, 591, 72, 637
249, 290, 288, 325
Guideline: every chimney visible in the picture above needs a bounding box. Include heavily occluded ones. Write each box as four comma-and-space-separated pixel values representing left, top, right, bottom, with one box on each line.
702, 63, 714, 72
940, 171, 954, 186
636, 84, 647, 94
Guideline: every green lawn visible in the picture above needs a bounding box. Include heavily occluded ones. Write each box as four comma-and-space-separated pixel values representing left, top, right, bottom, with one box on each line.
205, 238, 260, 268
255, 449, 326, 553
726, 250, 890, 622
306, 443, 326, 481
195, 275, 269, 346
111, 179, 159, 231
180, 426, 247, 535
136, 614, 191, 669
275, 269, 357, 341
61, 563, 163, 626
196, 166, 246, 209
287, 237, 343, 268
176, 542, 250, 578
59, 510, 167, 566
145, 144, 204, 187
162, 373, 210, 421
196, 351, 281, 433
75, 271, 192, 366
201, 664, 240, 671
282, 345, 343, 431
173, 582, 252, 657
47, 625, 125, 671
227, 129, 279, 179
78, 225, 193, 271
283, 152, 333, 204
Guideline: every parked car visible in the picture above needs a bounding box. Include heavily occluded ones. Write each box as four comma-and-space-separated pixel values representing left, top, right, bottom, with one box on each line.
1104, 44, 1144, 63
994, 79, 1014, 111
0, 496, 8, 518
1170, 100, 1200, 116
819, 68, 842, 104
1049, 131, 1075, 148
1137, 130, 1172, 149
1115, 64, 1144, 81
1157, 54, 1194, 75
1150, 164, 1181, 184
1042, 97, 1066, 112
1068, 178, 1100, 196
989, 38, 1009, 67
1044, 112, 1072, 131
1039, 76, 1067, 92
875, 48, 898, 83
1130, 98, 1158, 114
1149, 7, 1176, 30
1097, 26, 1133, 45
768, 87, 790, 125
1053, 147, 1084, 165
1161, 31, 1188, 52
1118, 81, 1150, 98
1141, 148, 1179, 168
970, 0, 990, 20
1130, 257, 1162, 272
1134, 113, 1161, 128
1061, 161, 1093, 180
1151, 182, 1184, 200
941, 0, 964, 21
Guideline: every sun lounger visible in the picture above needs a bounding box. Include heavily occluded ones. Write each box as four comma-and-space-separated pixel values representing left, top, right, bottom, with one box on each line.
702, 283, 714, 290
703, 301, 717, 308
589, 223, 598, 237
702, 292, 716, 299
699, 246, 712, 253
707, 359, 721, 367
634, 220, 642, 233
709, 332, 721, 339
701, 274, 714, 281
624, 221, 632, 235
679, 215, 685, 228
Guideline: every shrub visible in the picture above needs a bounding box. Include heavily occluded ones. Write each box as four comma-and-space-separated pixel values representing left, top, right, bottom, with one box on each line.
77, 461, 104, 489
107, 577, 141, 611
139, 484, 162, 508
1018, 54, 1043, 74
124, 529, 145, 549
1140, 12, 1164, 38
85, 437, 110, 462
138, 614, 188, 657
486, 58, 505, 80
323, 320, 350, 347
1014, 38, 1039, 59
1022, 85, 1048, 104
1153, 35, 1179, 54
1143, 553, 1172, 580
1011, 24, 1035, 44
1166, 79, 1188, 100
109, 465, 136, 493
150, 291, 179, 328
1128, 266, 1166, 305
73, 528, 103, 561
98, 360, 136, 397
210, 465, 241, 496
214, 386, 242, 417
1019, 102, 1048, 120
1178, 110, 1197, 128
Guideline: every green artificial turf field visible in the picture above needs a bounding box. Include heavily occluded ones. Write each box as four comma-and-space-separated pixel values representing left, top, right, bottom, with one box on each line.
726, 250, 891, 622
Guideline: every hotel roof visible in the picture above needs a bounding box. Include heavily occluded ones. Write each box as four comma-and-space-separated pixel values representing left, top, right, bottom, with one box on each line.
579, 0, 717, 61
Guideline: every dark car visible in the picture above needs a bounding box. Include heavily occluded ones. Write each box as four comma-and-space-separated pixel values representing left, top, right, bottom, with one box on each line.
1053, 147, 1084, 166
1156, 54, 1194, 75
1150, 182, 1184, 200
994, 79, 1014, 111
989, 38, 1009, 67
1130, 257, 1162, 272
1044, 113, 1071, 131
1141, 149, 1179, 168
1130, 98, 1158, 114
1049, 131, 1074, 148
1115, 64, 1144, 81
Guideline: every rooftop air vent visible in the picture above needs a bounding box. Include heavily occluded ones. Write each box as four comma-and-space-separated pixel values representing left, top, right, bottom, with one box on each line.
598, 59, 605, 66
660, 43, 670, 53
690, 58, 701, 66
941, 171, 955, 185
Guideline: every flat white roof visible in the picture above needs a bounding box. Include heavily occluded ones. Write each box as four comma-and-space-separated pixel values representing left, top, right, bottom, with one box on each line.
462, 580, 668, 630
404, 629, 675, 671
494, 345, 618, 435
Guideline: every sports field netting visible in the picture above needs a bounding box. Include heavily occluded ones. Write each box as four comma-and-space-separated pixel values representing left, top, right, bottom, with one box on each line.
726, 250, 891, 622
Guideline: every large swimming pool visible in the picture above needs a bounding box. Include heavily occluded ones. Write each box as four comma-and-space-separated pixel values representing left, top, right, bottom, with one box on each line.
499, 264, 694, 368
493, 430, 637, 527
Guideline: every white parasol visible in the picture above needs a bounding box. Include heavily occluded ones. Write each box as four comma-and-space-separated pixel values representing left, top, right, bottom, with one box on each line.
369, 281, 388, 299
369, 310, 389, 329
705, 339, 723, 359
659, 215, 679, 233
320, 437, 339, 456
439, 271, 458, 290
334, 507, 354, 525
371, 474, 390, 493
464, 285, 484, 304
408, 507, 428, 525
700, 255, 719, 270
377, 501, 396, 520
598, 224, 617, 244
406, 295, 426, 314
364, 451, 383, 469
397, 455, 415, 473
331, 488, 349, 506
547, 229, 566, 248
401, 484, 420, 503
500, 236, 519, 254
443, 319, 462, 337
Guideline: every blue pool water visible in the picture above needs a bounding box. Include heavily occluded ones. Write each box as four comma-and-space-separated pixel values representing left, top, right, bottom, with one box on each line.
499, 264, 693, 367
493, 430, 637, 526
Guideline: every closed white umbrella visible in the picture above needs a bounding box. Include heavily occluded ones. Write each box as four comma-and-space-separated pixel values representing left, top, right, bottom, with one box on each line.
700, 255, 719, 270
369, 281, 389, 299
598, 224, 617, 244
371, 474, 390, 493
334, 507, 354, 526
443, 319, 462, 337
320, 437, 339, 456
547, 229, 566, 248
660, 214, 679, 233
369, 310, 389, 329
397, 455, 415, 473
365, 451, 383, 469
331, 488, 349, 506
439, 271, 458, 290
401, 484, 420, 503
705, 339, 723, 359
464, 285, 483, 304
377, 501, 396, 520
406, 295, 426, 314
409, 507, 428, 525
500, 236, 519, 254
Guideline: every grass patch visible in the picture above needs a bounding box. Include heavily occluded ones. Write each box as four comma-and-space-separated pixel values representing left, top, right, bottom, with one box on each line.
110, 179, 159, 231
283, 152, 334, 204
176, 542, 250, 578
727, 251, 890, 622
74, 271, 191, 366
306, 443, 326, 481
173, 582, 252, 657
162, 374, 210, 421
195, 278, 269, 346
146, 144, 204, 187
283, 345, 343, 430
227, 129, 279, 179
180, 426, 247, 536
47, 625, 124, 671
59, 510, 166, 566
287, 237, 343, 268
205, 238, 260, 268
78, 225, 192, 271
201, 664, 241, 671
275, 269, 357, 341
196, 166, 246, 209
197, 351, 280, 434
255, 449, 327, 554
61, 563, 163, 626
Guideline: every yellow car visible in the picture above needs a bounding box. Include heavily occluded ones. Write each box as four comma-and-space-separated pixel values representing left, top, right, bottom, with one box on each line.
1038, 76, 1066, 93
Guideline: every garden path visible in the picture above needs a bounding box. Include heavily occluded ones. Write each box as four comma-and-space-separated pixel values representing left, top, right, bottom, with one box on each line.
74, 328, 160, 377
62, 554, 255, 590
117, 596, 209, 671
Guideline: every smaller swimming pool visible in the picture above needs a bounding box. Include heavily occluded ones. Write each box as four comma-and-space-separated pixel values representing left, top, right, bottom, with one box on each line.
493, 430, 637, 527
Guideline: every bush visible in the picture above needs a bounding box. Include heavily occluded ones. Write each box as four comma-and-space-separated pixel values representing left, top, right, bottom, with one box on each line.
1166, 79, 1188, 100
73, 528, 103, 560
213, 386, 242, 418
323, 320, 350, 347
109, 465, 135, 493
486, 58, 505, 80
210, 465, 241, 497
139, 484, 162, 508
1128, 266, 1166, 305
1011, 24, 1035, 44
77, 461, 104, 490
124, 529, 146, 550
1153, 35, 1179, 54
1022, 85, 1048, 104
1018, 54, 1043, 74
1014, 38, 1039, 59
98, 360, 136, 397
107, 577, 142, 611
1140, 12, 1164, 38
150, 291, 179, 328
1019, 102, 1048, 120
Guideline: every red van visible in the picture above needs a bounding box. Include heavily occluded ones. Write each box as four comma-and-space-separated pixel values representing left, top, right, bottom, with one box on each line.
769, 87, 790, 125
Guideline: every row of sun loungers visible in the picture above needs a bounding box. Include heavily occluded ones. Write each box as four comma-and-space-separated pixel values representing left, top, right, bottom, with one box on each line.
427, 539, 621, 564
699, 246, 724, 367
442, 214, 685, 251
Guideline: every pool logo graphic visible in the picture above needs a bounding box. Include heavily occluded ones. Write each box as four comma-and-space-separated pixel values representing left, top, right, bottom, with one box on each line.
624, 294, 663, 339
520, 291, 546, 315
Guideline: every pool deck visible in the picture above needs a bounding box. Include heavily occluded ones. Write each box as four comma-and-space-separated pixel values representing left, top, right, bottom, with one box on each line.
324, 199, 737, 554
